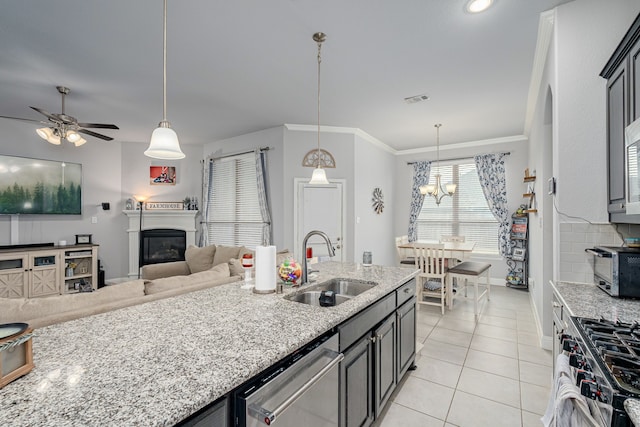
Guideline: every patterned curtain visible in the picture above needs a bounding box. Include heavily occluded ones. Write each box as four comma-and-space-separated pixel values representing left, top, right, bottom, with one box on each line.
474, 153, 510, 257
407, 161, 431, 242
200, 157, 214, 246
255, 149, 272, 245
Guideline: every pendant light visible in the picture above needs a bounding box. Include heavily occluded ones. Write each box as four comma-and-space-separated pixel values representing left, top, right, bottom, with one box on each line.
144, 0, 185, 160
309, 32, 329, 185
420, 124, 456, 205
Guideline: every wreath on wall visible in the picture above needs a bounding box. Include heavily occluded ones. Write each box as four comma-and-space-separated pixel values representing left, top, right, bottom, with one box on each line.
372, 187, 384, 214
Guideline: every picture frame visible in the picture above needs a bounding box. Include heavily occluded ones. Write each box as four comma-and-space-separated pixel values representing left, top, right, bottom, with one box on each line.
75, 234, 92, 245
150, 166, 176, 185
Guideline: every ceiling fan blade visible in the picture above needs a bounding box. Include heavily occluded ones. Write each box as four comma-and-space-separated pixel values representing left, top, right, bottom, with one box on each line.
29, 106, 59, 121
0, 115, 45, 124
78, 128, 114, 141
77, 122, 119, 130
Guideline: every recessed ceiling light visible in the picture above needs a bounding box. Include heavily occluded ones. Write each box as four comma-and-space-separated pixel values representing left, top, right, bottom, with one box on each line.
466, 0, 493, 13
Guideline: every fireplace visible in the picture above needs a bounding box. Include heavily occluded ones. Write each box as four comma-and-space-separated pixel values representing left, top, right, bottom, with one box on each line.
139, 228, 186, 267
124, 209, 197, 279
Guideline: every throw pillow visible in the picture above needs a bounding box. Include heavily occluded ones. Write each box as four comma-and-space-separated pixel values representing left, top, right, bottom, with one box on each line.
228, 258, 245, 277
212, 245, 242, 266
185, 245, 216, 273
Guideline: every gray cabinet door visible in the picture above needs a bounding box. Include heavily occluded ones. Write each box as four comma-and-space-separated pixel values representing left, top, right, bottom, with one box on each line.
631, 37, 640, 122
397, 298, 416, 380
340, 335, 374, 427
374, 315, 396, 418
607, 60, 628, 213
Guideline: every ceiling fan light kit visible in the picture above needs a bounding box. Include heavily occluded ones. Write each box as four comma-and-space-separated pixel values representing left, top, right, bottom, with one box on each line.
144, 0, 185, 160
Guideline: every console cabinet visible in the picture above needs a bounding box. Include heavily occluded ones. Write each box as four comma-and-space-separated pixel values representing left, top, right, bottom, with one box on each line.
0, 245, 98, 298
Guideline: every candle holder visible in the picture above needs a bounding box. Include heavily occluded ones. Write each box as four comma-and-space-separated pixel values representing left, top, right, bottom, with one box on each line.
241, 254, 254, 289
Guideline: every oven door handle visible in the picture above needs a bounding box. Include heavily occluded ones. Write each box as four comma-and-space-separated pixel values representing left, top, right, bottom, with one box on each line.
585, 249, 612, 258
248, 349, 344, 425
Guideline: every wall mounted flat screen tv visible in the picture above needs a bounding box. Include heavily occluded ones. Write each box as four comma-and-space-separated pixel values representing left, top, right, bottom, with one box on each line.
0, 155, 82, 215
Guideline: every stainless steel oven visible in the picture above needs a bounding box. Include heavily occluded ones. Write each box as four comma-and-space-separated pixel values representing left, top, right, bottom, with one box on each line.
234, 332, 343, 427
585, 246, 640, 298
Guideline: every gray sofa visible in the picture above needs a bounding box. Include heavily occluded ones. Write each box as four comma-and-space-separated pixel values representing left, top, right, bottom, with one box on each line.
1, 244, 294, 328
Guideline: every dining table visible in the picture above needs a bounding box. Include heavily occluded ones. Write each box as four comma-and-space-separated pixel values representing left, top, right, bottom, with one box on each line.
397, 240, 476, 263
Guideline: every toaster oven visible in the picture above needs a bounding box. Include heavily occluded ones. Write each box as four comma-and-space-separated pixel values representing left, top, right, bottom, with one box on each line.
585, 246, 640, 298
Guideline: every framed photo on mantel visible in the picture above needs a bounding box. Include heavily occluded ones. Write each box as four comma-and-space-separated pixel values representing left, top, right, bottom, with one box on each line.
150, 166, 176, 185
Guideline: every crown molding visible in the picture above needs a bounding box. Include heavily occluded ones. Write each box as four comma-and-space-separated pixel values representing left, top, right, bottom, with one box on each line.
524, 9, 556, 136
397, 134, 528, 156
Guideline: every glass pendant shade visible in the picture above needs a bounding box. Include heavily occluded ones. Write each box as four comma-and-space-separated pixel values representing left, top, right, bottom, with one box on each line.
36, 127, 61, 145
73, 137, 87, 147
65, 130, 81, 143
309, 167, 329, 185
144, 121, 185, 159
445, 183, 457, 194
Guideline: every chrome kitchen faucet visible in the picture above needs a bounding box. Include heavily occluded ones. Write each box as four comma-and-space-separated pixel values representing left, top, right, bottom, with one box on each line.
301, 230, 336, 285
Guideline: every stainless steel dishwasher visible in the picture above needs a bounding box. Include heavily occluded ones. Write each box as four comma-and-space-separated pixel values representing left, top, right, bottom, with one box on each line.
235, 332, 343, 427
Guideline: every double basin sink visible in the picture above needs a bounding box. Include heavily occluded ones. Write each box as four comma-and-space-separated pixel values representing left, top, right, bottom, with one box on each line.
284, 278, 378, 307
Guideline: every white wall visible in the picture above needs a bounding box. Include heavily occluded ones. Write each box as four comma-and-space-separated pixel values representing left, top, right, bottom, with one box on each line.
527, 0, 640, 346
0, 119, 201, 280
393, 138, 529, 281
353, 134, 396, 266
283, 126, 356, 260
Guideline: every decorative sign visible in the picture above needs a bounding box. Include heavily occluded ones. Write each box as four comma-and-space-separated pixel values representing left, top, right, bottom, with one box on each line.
145, 202, 184, 210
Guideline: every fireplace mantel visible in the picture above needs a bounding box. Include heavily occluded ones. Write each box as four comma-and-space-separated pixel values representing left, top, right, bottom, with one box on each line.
123, 210, 198, 278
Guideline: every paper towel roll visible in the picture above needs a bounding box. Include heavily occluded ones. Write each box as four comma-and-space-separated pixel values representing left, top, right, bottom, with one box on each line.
254, 245, 276, 293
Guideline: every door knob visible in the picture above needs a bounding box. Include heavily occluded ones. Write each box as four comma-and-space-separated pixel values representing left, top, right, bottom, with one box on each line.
336, 245, 341, 249
336, 237, 341, 241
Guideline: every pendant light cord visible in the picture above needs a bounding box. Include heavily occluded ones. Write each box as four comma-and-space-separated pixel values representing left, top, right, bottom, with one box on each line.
163, 0, 168, 122
316, 37, 322, 167
435, 123, 442, 172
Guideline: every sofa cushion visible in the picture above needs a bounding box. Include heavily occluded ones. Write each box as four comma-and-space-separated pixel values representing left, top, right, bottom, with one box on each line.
0, 280, 146, 325
185, 245, 216, 273
141, 261, 191, 280
212, 245, 242, 267
145, 263, 230, 295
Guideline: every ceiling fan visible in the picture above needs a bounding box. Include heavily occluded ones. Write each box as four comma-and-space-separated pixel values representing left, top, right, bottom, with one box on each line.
0, 85, 119, 146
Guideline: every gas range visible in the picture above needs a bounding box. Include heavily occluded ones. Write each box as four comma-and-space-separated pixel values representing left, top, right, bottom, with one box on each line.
562, 316, 640, 426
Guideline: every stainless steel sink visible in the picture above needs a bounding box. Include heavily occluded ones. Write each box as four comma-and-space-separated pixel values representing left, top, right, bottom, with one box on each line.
284, 278, 378, 307
287, 291, 353, 307
306, 278, 377, 296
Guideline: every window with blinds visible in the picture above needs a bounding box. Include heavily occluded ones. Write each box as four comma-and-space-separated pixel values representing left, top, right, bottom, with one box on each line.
417, 162, 499, 254
206, 153, 264, 248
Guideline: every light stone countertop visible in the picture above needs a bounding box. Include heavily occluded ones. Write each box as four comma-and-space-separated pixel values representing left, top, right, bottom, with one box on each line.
0, 262, 418, 427
625, 399, 640, 426
552, 281, 640, 323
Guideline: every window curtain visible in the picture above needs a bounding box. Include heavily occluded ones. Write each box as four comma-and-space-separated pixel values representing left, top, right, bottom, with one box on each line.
255, 148, 272, 245
407, 161, 431, 242
474, 153, 510, 257
200, 156, 213, 246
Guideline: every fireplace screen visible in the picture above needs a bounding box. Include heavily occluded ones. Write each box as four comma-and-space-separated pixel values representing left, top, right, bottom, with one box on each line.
139, 229, 186, 267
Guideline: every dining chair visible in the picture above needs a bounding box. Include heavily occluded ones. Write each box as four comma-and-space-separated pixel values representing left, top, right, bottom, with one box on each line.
395, 235, 414, 265
440, 235, 466, 266
413, 243, 448, 314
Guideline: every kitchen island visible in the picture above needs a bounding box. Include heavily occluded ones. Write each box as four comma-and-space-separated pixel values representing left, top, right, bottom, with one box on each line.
0, 262, 418, 427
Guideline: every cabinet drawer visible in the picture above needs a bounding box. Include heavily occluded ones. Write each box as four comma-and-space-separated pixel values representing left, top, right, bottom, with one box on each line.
339, 293, 395, 351
396, 279, 415, 306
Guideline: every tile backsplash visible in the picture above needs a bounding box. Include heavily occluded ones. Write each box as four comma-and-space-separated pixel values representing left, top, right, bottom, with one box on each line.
559, 222, 640, 283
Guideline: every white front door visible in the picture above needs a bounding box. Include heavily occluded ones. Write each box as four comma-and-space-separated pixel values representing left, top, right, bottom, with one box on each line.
294, 179, 345, 262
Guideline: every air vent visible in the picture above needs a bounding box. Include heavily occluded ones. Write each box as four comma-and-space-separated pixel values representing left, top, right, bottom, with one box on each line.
404, 93, 430, 104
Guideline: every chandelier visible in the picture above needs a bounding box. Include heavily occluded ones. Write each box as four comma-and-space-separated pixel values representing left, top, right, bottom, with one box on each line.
419, 124, 456, 205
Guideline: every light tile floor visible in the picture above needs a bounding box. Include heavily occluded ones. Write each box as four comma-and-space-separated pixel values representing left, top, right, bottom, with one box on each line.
376, 285, 552, 427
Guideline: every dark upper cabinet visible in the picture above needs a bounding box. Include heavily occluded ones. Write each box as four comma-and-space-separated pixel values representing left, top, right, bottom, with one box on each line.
601, 12, 640, 223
